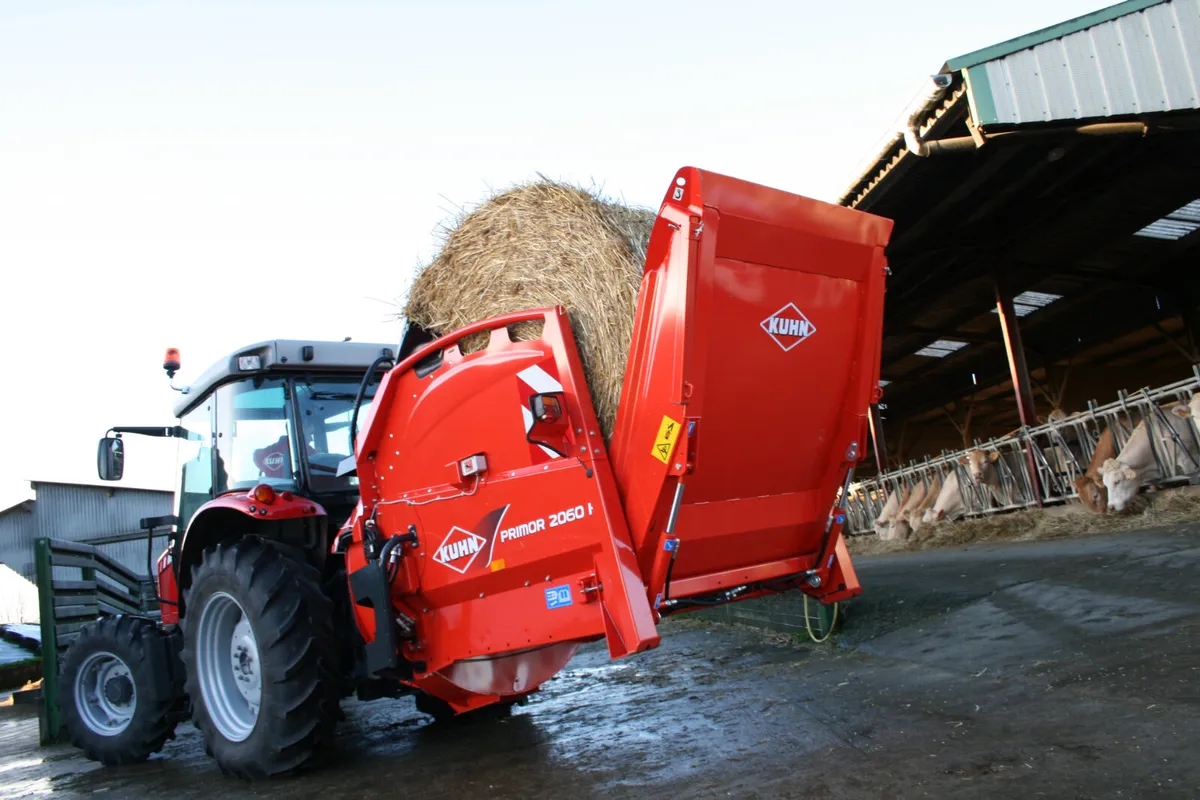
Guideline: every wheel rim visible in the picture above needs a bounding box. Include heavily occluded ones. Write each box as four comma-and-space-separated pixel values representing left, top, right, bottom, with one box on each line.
196, 591, 261, 742
74, 651, 136, 736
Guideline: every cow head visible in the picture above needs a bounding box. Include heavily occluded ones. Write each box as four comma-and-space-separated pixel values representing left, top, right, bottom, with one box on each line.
891, 518, 912, 541
1073, 475, 1108, 514
958, 449, 1000, 482
1101, 458, 1139, 512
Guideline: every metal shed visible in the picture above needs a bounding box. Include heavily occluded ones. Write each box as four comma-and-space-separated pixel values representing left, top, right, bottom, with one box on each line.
841, 0, 1200, 467
0, 481, 172, 582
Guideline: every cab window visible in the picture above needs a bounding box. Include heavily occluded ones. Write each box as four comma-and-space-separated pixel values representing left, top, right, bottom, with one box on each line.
214, 379, 298, 492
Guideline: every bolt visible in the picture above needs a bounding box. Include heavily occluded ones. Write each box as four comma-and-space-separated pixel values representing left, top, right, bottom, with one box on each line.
580, 446, 586, 452
479, 593, 485, 598
589, 430, 595, 435
524, 581, 530, 587
545, 575, 551, 582
576, 428, 582, 434
675, 463, 682, 470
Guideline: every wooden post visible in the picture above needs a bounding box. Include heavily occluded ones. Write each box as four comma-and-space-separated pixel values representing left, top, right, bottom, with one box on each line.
994, 271, 1044, 506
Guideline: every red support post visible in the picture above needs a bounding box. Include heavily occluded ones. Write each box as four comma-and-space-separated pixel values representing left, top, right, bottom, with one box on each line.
994, 271, 1044, 506
868, 404, 889, 472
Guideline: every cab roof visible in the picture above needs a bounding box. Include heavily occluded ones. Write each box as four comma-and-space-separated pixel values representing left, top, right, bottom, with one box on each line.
174, 339, 394, 417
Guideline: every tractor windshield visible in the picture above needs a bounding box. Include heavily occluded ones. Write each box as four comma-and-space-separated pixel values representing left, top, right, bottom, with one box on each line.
292, 378, 371, 494
183, 375, 375, 503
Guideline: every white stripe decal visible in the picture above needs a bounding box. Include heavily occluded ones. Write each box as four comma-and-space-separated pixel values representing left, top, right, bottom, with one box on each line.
519, 365, 563, 459
517, 365, 563, 394
486, 504, 510, 566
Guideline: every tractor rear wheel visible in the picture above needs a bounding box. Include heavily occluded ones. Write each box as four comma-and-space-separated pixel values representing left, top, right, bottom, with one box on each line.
181, 537, 338, 779
59, 615, 179, 765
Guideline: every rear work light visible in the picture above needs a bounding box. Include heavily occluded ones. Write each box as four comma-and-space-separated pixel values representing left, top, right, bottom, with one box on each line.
237, 355, 262, 371
251, 484, 276, 504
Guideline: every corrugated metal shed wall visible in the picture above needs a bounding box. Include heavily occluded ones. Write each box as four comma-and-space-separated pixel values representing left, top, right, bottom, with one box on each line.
0, 483, 172, 581
969, 0, 1200, 125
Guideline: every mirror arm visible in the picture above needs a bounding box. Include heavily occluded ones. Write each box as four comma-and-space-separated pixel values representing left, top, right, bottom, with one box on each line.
108, 426, 185, 438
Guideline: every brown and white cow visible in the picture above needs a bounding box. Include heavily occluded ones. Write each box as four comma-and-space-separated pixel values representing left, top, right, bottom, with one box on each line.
907, 473, 942, 534
889, 480, 931, 541
924, 469, 966, 522
873, 485, 912, 538
958, 449, 1015, 508
1102, 403, 1199, 512
1073, 427, 1116, 514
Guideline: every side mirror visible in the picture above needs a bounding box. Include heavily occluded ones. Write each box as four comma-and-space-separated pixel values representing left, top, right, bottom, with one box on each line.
97, 436, 125, 481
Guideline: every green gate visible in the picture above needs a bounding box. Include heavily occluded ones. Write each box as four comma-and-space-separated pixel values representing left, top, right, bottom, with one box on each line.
33, 538, 160, 744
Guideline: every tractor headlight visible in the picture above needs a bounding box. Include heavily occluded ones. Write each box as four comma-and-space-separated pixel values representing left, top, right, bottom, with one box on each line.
237, 355, 262, 371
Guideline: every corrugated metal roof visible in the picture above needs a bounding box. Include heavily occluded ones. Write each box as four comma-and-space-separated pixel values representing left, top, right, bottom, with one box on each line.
965, 0, 1200, 125
944, 0, 1171, 71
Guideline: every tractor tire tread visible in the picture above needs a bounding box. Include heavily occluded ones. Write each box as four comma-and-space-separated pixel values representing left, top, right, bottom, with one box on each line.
181, 536, 338, 779
58, 615, 178, 765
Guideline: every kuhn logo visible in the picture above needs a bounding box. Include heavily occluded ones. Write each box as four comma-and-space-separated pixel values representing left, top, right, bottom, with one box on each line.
433, 526, 486, 574
264, 453, 285, 470
760, 302, 816, 352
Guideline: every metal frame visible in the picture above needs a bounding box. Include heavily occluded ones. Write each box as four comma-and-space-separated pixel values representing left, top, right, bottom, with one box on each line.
846, 369, 1200, 534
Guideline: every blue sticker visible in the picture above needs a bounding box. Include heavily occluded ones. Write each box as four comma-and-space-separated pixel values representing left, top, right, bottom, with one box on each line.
545, 584, 573, 609
835, 514, 845, 524
663, 538, 679, 552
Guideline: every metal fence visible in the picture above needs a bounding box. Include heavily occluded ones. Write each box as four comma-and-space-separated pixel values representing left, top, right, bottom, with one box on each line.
845, 369, 1200, 535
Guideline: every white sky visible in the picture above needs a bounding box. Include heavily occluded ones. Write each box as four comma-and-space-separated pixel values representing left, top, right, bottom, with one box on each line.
0, 0, 1102, 505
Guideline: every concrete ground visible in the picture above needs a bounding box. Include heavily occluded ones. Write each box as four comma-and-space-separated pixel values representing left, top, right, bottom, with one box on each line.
2, 526, 1197, 799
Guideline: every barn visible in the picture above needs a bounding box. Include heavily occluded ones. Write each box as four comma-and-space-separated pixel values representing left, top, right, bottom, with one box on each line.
845, 0, 1200, 468
0, 481, 172, 591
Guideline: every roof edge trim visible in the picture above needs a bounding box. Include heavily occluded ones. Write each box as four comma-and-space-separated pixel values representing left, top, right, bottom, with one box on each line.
943, 0, 1169, 72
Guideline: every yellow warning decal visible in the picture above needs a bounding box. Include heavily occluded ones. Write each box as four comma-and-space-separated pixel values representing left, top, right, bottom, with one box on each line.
651, 415, 682, 464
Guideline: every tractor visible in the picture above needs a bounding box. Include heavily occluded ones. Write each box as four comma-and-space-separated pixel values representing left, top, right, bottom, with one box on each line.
60, 167, 892, 778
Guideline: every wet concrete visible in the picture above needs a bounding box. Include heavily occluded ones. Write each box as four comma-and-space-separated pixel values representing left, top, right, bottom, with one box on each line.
2, 526, 1198, 799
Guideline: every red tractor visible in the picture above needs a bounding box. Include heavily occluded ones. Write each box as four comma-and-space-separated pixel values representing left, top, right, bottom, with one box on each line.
62, 167, 892, 778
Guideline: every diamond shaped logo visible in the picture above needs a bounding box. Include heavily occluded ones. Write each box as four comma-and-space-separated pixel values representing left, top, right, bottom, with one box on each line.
760, 302, 817, 352
432, 526, 486, 574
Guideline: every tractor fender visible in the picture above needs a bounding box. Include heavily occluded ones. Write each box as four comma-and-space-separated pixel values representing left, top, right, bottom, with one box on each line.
175, 491, 328, 607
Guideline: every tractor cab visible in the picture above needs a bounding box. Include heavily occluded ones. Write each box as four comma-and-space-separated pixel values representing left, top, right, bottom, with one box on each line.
100, 339, 397, 530
170, 339, 400, 528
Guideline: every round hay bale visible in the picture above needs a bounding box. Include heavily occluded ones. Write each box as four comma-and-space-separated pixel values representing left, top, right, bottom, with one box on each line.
405, 180, 655, 438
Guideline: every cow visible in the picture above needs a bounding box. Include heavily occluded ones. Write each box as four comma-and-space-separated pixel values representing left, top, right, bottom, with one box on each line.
907, 473, 942, 534
1072, 427, 1116, 514
873, 485, 911, 538
1102, 403, 1199, 512
888, 480, 930, 541
1191, 393, 1200, 444
924, 469, 965, 522
958, 449, 1017, 508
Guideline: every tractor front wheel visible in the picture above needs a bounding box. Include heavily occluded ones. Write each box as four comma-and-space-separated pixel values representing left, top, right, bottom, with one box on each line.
59, 615, 180, 765
182, 537, 338, 779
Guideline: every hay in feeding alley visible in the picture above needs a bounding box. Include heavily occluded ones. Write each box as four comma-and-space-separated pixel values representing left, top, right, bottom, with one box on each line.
848, 485, 1200, 557
404, 179, 655, 438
